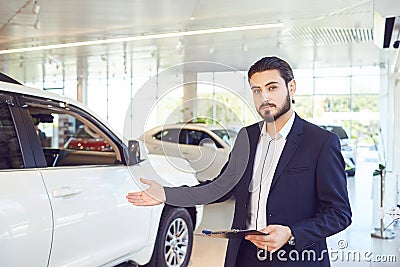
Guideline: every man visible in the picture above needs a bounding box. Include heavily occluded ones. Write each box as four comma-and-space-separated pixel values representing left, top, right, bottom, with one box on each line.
33, 119, 47, 146
126, 56, 352, 266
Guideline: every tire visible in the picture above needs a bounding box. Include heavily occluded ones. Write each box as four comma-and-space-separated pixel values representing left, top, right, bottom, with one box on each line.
143, 207, 193, 267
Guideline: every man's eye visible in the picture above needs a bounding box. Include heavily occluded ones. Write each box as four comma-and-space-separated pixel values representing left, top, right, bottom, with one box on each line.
269, 86, 277, 91
253, 89, 261, 94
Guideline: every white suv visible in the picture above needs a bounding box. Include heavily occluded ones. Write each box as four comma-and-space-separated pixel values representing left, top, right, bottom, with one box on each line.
0, 74, 202, 267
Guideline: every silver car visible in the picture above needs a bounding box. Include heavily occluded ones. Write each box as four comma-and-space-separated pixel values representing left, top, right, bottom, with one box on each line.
140, 123, 238, 181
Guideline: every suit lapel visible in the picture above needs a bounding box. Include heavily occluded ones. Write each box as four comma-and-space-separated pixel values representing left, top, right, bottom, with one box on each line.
269, 115, 304, 191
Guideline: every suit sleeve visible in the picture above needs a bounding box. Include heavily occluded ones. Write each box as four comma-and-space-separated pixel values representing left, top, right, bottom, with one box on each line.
164, 127, 250, 207
289, 133, 352, 250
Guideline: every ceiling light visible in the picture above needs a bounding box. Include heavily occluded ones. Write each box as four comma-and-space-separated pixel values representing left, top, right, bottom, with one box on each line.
0, 22, 283, 55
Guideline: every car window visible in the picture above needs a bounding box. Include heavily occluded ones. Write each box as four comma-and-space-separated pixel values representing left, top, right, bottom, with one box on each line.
211, 129, 237, 146
154, 129, 182, 143
25, 104, 119, 167
185, 130, 222, 148
186, 130, 206, 145
0, 101, 23, 169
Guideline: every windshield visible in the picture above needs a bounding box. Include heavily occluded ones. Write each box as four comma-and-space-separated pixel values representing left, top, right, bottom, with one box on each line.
75, 125, 101, 139
211, 129, 238, 146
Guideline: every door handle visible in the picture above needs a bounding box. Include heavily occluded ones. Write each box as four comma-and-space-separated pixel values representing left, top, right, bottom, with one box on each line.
52, 186, 82, 198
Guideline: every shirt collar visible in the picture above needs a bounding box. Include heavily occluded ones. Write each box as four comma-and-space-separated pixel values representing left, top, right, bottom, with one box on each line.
260, 111, 296, 140
279, 111, 295, 140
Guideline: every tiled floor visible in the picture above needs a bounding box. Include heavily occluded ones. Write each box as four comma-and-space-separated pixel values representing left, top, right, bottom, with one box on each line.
190, 155, 400, 266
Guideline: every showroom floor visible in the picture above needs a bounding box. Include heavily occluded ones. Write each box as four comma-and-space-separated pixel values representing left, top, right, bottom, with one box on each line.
190, 148, 400, 266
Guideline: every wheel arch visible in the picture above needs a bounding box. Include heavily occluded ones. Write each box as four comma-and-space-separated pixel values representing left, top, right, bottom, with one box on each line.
162, 204, 197, 229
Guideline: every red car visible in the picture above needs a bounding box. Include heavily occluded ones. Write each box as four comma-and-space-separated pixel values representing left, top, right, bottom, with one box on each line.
65, 125, 114, 152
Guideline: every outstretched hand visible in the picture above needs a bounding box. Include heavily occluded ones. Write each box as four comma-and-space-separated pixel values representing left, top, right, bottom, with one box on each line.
126, 178, 166, 206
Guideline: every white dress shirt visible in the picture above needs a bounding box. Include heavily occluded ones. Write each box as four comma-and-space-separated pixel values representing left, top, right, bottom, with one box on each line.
246, 112, 295, 230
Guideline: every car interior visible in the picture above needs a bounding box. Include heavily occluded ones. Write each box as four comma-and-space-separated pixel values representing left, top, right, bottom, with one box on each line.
26, 106, 120, 167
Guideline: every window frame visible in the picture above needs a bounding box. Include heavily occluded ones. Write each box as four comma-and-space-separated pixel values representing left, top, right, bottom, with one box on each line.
0, 91, 36, 169
16, 94, 128, 168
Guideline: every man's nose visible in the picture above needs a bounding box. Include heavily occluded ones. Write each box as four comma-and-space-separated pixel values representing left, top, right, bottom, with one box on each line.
261, 89, 269, 102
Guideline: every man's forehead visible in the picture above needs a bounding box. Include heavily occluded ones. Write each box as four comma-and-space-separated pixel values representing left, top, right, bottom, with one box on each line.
249, 77, 283, 87
249, 69, 282, 82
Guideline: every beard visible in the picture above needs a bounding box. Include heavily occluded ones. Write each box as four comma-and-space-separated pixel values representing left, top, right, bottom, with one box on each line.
257, 91, 291, 122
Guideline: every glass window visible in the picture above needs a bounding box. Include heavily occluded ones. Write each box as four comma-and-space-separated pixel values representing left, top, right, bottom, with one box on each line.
315, 77, 350, 95
186, 130, 208, 146
87, 78, 108, 120
294, 96, 313, 119
351, 95, 379, 112
43, 62, 64, 89
295, 77, 314, 95
213, 71, 246, 93
293, 68, 313, 78
186, 130, 222, 148
211, 129, 237, 146
351, 66, 379, 76
351, 76, 380, 94
0, 101, 23, 169
108, 77, 131, 134
314, 67, 351, 77
312, 95, 351, 119
154, 129, 181, 144
26, 105, 118, 167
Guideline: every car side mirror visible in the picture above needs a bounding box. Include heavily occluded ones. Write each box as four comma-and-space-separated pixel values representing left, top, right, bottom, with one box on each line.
127, 140, 143, 165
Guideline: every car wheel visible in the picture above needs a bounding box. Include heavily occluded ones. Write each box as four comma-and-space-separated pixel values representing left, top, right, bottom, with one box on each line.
144, 207, 193, 267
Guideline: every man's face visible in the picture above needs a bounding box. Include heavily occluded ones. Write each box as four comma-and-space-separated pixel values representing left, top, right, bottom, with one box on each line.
249, 69, 295, 122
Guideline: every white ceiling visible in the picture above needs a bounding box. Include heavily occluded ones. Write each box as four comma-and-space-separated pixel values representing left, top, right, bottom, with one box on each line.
0, 0, 398, 75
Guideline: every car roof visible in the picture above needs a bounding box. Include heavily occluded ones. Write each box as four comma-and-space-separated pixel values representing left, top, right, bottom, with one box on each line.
0, 73, 22, 85
149, 123, 229, 132
0, 80, 123, 141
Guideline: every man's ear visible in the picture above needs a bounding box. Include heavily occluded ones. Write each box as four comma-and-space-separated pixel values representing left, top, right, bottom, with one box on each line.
288, 79, 296, 96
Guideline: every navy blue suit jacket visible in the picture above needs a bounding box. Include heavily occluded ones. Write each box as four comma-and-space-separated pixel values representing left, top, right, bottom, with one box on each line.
166, 114, 352, 267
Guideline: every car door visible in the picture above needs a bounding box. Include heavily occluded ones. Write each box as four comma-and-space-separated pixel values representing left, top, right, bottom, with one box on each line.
19, 95, 151, 267
0, 92, 53, 267
178, 129, 228, 181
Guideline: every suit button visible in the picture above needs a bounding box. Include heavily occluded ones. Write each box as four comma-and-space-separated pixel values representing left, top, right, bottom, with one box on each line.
244, 204, 247, 207
268, 214, 272, 217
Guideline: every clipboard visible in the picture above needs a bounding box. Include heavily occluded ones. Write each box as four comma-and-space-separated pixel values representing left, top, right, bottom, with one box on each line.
197, 229, 268, 239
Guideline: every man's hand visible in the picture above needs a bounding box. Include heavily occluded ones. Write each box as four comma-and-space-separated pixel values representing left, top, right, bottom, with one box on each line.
245, 225, 292, 252
126, 178, 166, 206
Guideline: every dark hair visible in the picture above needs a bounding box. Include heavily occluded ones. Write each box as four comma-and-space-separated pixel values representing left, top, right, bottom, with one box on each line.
248, 56, 294, 86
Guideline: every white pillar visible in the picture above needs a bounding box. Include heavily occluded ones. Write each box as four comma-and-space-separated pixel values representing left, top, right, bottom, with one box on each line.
392, 72, 400, 207
182, 71, 197, 122
379, 57, 400, 213
76, 58, 88, 105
